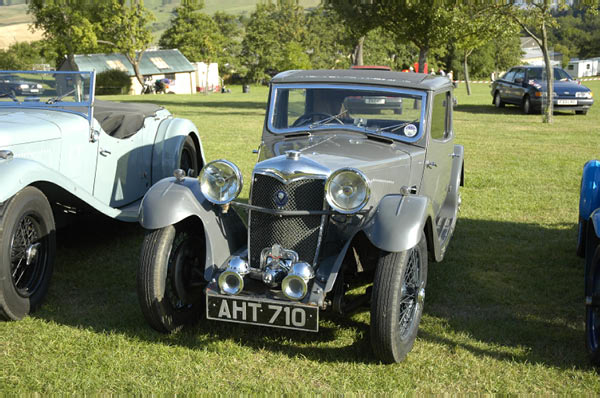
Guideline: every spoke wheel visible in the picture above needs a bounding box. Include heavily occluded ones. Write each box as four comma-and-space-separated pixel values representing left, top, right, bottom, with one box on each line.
371, 234, 428, 363
179, 135, 198, 176
138, 221, 206, 333
0, 187, 55, 320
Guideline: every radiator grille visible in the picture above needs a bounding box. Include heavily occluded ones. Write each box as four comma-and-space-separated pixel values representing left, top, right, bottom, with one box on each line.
249, 174, 325, 267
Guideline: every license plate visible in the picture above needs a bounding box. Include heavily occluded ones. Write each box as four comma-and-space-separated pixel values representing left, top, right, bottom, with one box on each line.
365, 98, 385, 104
206, 293, 319, 332
29, 89, 39, 93
557, 99, 577, 105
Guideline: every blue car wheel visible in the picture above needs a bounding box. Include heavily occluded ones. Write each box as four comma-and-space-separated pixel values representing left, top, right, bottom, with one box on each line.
586, 245, 600, 366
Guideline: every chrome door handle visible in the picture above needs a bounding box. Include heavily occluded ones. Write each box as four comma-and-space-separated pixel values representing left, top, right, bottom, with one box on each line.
100, 149, 111, 156
426, 161, 437, 168
449, 153, 460, 158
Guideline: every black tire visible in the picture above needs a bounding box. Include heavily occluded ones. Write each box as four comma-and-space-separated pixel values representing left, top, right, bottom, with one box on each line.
137, 221, 205, 333
522, 96, 532, 114
494, 92, 505, 108
586, 245, 600, 366
370, 234, 428, 363
576, 110, 588, 115
0, 187, 55, 320
179, 135, 198, 177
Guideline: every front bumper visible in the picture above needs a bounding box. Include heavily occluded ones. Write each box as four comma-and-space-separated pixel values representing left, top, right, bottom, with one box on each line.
530, 97, 594, 111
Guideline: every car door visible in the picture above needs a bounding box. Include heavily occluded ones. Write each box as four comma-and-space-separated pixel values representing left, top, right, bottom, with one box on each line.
497, 69, 516, 104
511, 68, 526, 104
421, 91, 454, 218
92, 121, 154, 208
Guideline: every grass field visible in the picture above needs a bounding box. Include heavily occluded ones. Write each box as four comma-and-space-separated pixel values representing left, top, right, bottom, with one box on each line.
1, 81, 600, 393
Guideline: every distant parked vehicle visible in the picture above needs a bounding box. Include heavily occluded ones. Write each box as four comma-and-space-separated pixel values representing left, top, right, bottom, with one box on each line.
578, 159, 600, 366
491, 66, 594, 115
0, 73, 45, 96
0, 70, 204, 320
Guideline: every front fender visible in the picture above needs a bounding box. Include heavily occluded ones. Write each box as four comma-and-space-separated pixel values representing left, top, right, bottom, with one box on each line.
577, 159, 600, 256
139, 176, 247, 278
151, 117, 205, 184
0, 157, 129, 218
363, 194, 441, 260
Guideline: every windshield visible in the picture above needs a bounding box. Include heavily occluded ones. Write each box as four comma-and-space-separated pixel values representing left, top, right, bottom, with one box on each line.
0, 70, 94, 118
527, 68, 574, 81
268, 84, 426, 142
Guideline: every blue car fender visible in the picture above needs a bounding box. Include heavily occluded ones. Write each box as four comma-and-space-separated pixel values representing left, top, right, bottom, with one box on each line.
139, 176, 247, 279
151, 117, 205, 184
578, 159, 600, 256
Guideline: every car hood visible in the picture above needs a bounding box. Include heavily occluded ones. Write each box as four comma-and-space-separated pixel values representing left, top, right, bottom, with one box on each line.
0, 108, 87, 146
257, 133, 425, 200
529, 79, 591, 94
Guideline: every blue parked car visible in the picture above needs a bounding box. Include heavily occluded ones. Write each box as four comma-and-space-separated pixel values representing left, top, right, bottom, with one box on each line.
577, 159, 600, 365
491, 66, 594, 115
0, 70, 204, 320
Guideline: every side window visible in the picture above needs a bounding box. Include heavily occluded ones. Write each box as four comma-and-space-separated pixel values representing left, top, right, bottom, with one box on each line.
431, 92, 450, 141
503, 70, 516, 82
513, 69, 525, 82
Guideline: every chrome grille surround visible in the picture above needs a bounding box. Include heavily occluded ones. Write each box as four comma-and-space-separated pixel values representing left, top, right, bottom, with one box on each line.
248, 170, 328, 269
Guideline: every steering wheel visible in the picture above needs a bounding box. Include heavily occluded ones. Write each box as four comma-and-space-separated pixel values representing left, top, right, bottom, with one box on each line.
291, 112, 344, 127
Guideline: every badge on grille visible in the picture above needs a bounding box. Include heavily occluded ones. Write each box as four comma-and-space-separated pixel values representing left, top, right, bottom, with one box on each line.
274, 190, 288, 207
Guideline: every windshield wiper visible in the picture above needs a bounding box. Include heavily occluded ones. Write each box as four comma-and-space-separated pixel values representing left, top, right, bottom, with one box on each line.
374, 119, 419, 134
46, 88, 75, 104
0, 91, 19, 103
309, 109, 348, 129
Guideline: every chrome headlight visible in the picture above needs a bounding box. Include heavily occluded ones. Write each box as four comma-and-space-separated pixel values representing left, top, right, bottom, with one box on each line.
325, 168, 370, 214
576, 91, 593, 98
199, 160, 242, 204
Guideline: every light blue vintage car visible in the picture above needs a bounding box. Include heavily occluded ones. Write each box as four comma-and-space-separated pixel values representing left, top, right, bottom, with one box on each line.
0, 70, 204, 320
578, 159, 600, 366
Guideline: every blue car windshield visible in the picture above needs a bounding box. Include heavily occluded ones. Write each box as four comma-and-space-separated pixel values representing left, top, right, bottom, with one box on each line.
528, 68, 573, 81
0, 70, 94, 118
268, 84, 426, 143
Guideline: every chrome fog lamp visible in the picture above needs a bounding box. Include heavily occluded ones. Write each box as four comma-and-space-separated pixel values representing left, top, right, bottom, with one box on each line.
325, 168, 370, 214
218, 257, 249, 295
199, 159, 242, 204
281, 262, 315, 301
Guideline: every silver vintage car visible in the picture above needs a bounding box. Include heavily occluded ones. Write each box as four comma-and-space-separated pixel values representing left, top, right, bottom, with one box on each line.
137, 69, 464, 363
0, 70, 204, 321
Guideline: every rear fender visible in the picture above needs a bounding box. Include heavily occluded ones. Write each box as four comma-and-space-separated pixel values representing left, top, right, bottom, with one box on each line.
139, 177, 247, 279
151, 117, 205, 184
363, 194, 442, 261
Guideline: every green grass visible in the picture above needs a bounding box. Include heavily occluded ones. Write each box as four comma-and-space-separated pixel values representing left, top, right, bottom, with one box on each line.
1, 82, 600, 393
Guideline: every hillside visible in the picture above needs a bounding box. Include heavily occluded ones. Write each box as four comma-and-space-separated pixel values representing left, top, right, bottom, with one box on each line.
0, 0, 321, 49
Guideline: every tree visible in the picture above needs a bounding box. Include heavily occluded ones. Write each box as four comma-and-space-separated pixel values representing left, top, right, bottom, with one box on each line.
212, 11, 245, 76
28, 0, 100, 70
97, 0, 155, 92
304, 6, 351, 69
494, 1, 598, 123
325, 0, 380, 66
451, 5, 518, 95
241, 1, 309, 82
159, 0, 224, 63
0, 41, 57, 70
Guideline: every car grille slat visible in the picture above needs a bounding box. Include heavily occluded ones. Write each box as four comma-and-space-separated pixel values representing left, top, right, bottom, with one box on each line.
249, 174, 325, 267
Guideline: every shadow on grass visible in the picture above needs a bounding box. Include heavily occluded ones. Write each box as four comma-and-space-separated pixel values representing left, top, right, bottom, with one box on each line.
33, 214, 590, 368
455, 103, 582, 117
110, 97, 267, 111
